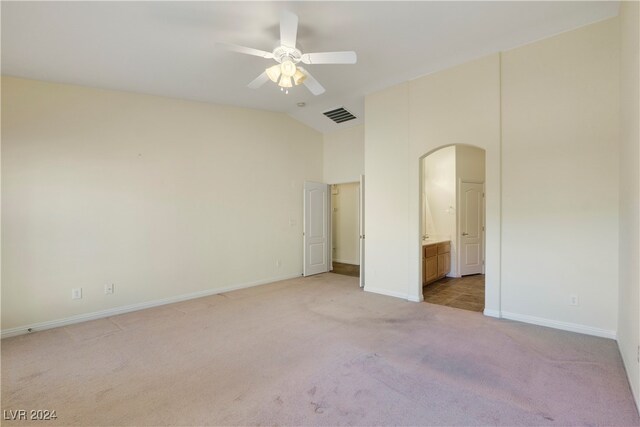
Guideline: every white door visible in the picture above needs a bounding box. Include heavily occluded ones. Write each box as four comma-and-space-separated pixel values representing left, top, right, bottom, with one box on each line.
303, 181, 329, 276
359, 175, 365, 288
459, 182, 484, 276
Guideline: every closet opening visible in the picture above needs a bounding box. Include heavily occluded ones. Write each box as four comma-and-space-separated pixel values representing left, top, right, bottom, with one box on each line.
330, 182, 361, 279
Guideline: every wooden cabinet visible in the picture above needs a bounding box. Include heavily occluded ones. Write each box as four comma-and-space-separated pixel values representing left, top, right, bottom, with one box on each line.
437, 252, 450, 277
424, 256, 438, 283
422, 241, 451, 285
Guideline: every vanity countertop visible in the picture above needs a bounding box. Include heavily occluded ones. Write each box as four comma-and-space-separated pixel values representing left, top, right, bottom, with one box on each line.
422, 238, 450, 246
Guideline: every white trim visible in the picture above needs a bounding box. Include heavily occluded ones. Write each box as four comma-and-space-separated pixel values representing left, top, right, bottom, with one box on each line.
332, 259, 360, 265
364, 286, 410, 301
407, 294, 424, 303
1, 273, 301, 339
483, 308, 501, 318
501, 311, 616, 339
327, 183, 333, 273
359, 174, 365, 289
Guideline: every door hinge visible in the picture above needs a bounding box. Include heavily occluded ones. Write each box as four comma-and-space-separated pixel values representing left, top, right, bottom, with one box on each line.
637, 345, 639, 363
482, 226, 485, 231
482, 192, 485, 197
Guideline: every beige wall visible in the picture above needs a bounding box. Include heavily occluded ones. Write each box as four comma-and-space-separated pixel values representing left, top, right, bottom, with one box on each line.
331, 183, 359, 265
365, 17, 619, 337
365, 54, 501, 304
364, 83, 411, 300
1, 77, 323, 332
408, 54, 502, 305
501, 17, 619, 335
323, 125, 364, 184
617, 0, 640, 408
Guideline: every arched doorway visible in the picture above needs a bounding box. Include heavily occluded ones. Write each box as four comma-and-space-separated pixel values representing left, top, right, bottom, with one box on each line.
419, 144, 486, 312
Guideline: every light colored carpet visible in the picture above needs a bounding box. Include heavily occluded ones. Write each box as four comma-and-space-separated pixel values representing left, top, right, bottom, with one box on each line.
2, 273, 638, 426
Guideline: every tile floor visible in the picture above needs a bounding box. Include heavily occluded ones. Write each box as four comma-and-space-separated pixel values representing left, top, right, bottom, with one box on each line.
423, 274, 485, 312
332, 262, 360, 277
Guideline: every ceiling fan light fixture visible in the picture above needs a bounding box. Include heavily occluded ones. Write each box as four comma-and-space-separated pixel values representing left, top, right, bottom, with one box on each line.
266, 64, 281, 83
278, 75, 293, 88
280, 59, 297, 77
293, 69, 306, 86
225, 10, 355, 96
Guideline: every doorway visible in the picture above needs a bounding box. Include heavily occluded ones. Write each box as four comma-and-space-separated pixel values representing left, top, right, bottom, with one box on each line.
330, 182, 360, 278
303, 176, 365, 287
420, 145, 486, 312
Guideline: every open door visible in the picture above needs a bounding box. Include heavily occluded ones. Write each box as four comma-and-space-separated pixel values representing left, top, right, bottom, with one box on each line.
303, 181, 330, 276
359, 175, 365, 288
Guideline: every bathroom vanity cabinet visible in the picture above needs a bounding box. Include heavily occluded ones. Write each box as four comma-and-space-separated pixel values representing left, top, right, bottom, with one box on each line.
422, 241, 451, 285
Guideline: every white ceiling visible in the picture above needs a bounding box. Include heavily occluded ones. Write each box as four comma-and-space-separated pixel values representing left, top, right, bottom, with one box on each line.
1, 1, 619, 134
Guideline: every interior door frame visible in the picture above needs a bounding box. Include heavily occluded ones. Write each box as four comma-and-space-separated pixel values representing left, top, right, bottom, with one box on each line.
326, 178, 364, 286
359, 174, 365, 288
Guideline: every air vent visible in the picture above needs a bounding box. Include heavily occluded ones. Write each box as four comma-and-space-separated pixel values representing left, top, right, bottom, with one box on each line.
323, 107, 356, 124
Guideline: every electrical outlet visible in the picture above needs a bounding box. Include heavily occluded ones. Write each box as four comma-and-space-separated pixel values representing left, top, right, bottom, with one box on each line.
569, 295, 579, 306
71, 288, 82, 300
104, 283, 114, 295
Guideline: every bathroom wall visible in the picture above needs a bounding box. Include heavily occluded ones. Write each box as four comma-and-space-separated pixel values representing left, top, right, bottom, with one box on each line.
456, 145, 485, 184
422, 146, 457, 275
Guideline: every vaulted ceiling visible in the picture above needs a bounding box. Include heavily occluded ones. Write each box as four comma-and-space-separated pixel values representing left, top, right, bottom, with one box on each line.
1, 1, 619, 133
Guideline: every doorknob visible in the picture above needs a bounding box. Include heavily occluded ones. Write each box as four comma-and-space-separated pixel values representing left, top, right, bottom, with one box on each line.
462, 232, 469, 236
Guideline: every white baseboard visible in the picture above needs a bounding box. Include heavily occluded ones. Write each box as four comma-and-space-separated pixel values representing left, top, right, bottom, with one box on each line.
333, 259, 360, 266
1, 273, 302, 339
407, 294, 424, 303
364, 286, 410, 301
501, 311, 616, 339
483, 309, 501, 318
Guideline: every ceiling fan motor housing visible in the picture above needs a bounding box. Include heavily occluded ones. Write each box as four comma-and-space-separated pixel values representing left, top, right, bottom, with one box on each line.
272, 46, 302, 64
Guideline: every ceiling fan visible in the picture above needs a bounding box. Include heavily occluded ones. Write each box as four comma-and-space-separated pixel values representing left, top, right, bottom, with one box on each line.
218, 10, 357, 96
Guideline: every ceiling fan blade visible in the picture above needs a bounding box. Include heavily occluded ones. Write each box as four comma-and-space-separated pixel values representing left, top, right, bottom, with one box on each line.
301, 51, 357, 65
217, 43, 274, 59
298, 67, 325, 96
280, 10, 298, 48
247, 71, 269, 89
